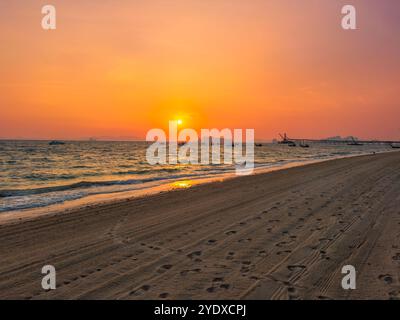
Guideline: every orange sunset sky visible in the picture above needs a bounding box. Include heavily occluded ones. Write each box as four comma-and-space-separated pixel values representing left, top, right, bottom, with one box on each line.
0, 0, 399, 141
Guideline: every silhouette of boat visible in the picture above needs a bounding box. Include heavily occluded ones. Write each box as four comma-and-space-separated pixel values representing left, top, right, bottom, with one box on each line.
278, 133, 296, 146
49, 141, 65, 146
347, 137, 363, 146
300, 140, 310, 148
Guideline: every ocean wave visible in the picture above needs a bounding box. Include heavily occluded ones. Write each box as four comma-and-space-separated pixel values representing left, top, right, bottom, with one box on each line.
72, 165, 91, 169
0, 191, 88, 212
0, 173, 202, 198
22, 173, 79, 181
330, 151, 351, 156
111, 167, 182, 175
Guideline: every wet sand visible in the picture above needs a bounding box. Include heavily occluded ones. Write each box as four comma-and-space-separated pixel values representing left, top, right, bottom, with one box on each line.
1, 151, 400, 300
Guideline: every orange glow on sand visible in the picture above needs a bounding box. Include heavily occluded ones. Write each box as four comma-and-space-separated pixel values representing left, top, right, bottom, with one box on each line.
171, 180, 193, 189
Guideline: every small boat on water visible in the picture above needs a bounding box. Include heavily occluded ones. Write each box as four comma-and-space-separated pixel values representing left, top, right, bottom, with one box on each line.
299, 140, 310, 148
49, 140, 65, 146
347, 137, 363, 146
390, 143, 400, 149
278, 133, 297, 147
255, 143, 263, 147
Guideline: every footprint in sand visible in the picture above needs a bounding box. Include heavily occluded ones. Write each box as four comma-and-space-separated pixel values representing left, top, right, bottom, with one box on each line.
159, 293, 169, 299
277, 250, 292, 256
226, 252, 235, 260
241, 266, 250, 273
392, 253, 400, 261
141, 285, 151, 291
389, 290, 400, 300
180, 268, 201, 276
276, 241, 294, 247
220, 283, 230, 290
288, 291, 300, 300
157, 264, 173, 273
238, 238, 252, 243
130, 284, 151, 296
187, 251, 202, 259
287, 265, 306, 272
213, 277, 224, 282
379, 274, 394, 285
288, 287, 296, 294
225, 230, 237, 236
258, 250, 267, 257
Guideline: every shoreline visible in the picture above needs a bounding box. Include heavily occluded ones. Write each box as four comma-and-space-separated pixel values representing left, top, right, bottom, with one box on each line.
0, 149, 394, 225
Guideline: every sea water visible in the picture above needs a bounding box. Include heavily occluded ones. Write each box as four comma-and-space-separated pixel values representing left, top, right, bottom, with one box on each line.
0, 140, 392, 213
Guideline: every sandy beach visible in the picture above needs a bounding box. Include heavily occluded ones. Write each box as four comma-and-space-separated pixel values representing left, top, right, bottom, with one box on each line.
1, 151, 400, 300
